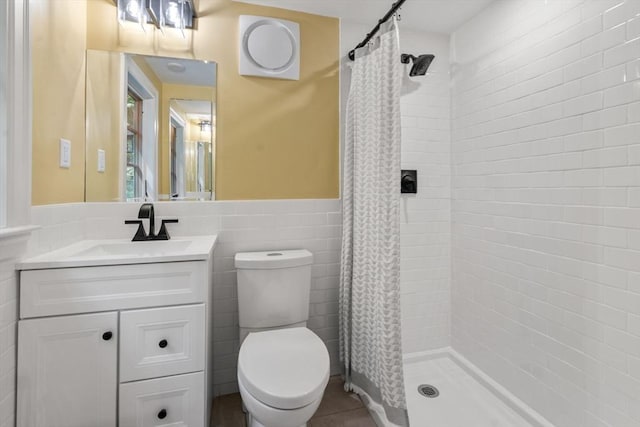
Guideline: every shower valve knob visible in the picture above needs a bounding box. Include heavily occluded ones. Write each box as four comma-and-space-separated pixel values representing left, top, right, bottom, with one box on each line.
401, 170, 417, 194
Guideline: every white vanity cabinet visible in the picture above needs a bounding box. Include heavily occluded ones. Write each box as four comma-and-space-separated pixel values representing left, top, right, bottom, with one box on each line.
16, 237, 216, 427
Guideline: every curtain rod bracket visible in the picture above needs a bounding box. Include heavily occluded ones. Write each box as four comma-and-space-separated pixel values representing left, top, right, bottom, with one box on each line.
348, 0, 407, 61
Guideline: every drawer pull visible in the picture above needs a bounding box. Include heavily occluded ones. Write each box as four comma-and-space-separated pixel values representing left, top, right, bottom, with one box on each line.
102, 331, 113, 341
158, 339, 168, 348
157, 408, 167, 419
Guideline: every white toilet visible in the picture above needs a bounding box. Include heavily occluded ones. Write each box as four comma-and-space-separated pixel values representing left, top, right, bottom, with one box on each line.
235, 250, 330, 427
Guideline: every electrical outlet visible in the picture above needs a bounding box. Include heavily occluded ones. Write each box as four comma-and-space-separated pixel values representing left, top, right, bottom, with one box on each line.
59, 139, 71, 168
97, 149, 106, 173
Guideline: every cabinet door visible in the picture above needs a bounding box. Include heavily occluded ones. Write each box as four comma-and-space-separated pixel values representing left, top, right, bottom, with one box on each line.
17, 312, 118, 427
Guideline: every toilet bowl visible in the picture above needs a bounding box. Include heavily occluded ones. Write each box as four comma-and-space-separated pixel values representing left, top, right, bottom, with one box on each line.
235, 250, 328, 426
237, 327, 330, 427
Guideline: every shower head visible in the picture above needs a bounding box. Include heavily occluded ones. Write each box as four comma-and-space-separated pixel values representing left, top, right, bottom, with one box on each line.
400, 54, 435, 76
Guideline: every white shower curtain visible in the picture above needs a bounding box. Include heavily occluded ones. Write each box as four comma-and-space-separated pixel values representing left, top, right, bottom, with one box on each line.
340, 18, 409, 427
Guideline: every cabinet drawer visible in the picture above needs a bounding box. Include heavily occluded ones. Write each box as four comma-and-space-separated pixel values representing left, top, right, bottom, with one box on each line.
119, 372, 204, 427
20, 261, 207, 318
120, 304, 205, 382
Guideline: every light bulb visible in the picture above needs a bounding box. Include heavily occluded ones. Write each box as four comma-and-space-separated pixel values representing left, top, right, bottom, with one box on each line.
165, 1, 180, 26
125, 0, 140, 18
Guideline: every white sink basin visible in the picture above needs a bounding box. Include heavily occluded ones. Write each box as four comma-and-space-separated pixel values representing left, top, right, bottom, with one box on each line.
75, 240, 193, 258
18, 236, 217, 270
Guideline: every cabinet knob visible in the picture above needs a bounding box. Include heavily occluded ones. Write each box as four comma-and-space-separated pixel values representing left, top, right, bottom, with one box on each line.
157, 409, 167, 419
158, 339, 168, 348
102, 331, 113, 341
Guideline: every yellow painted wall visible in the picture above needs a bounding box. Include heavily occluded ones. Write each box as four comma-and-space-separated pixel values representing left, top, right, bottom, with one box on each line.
32, 0, 339, 203
85, 50, 122, 202
31, 0, 87, 205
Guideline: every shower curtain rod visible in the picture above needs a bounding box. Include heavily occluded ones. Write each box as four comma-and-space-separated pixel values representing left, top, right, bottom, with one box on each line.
348, 0, 407, 61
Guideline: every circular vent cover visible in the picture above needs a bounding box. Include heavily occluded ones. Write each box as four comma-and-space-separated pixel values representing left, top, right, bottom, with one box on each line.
239, 15, 300, 80
243, 20, 296, 72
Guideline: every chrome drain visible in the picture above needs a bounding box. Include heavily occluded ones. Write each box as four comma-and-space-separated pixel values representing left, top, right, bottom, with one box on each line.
418, 384, 439, 398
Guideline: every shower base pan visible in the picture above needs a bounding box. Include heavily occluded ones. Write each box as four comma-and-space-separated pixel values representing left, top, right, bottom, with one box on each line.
403, 348, 555, 427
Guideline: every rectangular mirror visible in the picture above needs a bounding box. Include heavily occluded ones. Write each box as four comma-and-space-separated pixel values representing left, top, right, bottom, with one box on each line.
85, 50, 216, 202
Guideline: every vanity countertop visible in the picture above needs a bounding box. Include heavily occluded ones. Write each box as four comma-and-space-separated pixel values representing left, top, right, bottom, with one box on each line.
17, 235, 217, 270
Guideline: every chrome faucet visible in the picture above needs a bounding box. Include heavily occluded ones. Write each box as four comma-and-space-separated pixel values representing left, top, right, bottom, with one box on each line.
125, 203, 178, 241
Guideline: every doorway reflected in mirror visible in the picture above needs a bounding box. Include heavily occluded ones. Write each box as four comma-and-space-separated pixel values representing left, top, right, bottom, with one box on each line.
169, 99, 213, 200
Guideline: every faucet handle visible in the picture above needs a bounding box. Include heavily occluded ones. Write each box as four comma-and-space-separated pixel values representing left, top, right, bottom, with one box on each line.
124, 220, 147, 242
156, 219, 179, 240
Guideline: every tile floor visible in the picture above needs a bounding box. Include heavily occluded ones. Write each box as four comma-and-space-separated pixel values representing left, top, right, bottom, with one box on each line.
404, 357, 533, 427
213, 357, 534, 427
211, 376, 376, 427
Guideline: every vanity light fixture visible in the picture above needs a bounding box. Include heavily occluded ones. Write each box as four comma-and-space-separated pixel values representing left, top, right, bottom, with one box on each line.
199, 120, 212, 133
118, 0, 146, 31
116, 0, 197, 36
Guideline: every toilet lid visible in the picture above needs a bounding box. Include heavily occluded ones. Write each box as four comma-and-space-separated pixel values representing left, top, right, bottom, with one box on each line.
238, 327, 330, 410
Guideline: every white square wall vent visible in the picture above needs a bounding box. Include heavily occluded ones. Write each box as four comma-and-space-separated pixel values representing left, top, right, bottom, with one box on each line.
239, 15, 300, 80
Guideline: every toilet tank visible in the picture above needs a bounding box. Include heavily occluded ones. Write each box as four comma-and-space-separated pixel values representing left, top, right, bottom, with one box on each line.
235, 250, 313, 330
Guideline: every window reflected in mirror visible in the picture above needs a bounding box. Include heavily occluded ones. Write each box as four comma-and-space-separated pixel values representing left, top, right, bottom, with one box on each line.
126, 90, 143, 201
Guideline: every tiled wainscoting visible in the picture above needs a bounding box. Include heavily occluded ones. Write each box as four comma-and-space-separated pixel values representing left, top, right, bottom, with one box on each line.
0, 256, 18, 427
0, 232, 31, 427
28, 199, 342, 396
451, 1, 640, 426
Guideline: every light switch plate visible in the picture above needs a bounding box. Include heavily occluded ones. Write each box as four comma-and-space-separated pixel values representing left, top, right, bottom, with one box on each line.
97, 149, 106, 173
59, 139, 71, 168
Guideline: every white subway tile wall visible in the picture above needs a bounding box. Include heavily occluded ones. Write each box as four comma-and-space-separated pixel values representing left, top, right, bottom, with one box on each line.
0, 236, 29, 427
0, 262, 17, 427
451, 1, 640, 426
399, 30, 452, 353
28, 200, 342, 395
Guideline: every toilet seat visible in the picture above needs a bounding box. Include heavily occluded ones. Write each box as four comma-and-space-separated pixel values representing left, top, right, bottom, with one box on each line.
238, 327, 330, 410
